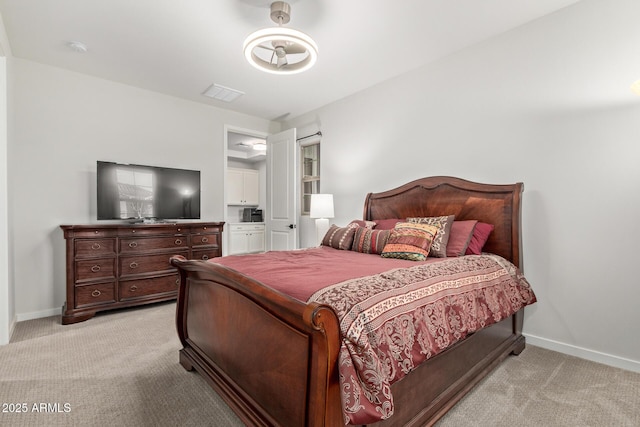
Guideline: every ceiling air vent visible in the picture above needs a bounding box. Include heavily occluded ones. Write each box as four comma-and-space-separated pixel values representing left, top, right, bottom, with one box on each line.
202, 84, 244, 102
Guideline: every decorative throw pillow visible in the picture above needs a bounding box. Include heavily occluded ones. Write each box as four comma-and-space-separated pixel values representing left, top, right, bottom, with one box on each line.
321, 225, 356, 250
351, 227, 391, 255
348, 219, 376, 229
373, 218, 403, 230
465, 222, 495, 255
381, 222, 439, 261
446, 220, 478, 257
407, 215, 455, 258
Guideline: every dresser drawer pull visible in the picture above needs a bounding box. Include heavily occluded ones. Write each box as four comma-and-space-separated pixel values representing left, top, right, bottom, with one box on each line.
201, 237, 209, 243
90, 265, 101, 273
91, 243, 101, 250
201, 254, 209, 260
175, 239, 182, 245
129, 285, 138, 292
129, 261, 139, 269
175, 278, 180, 286
128, 241, 138, 248
91, 290, 101, 298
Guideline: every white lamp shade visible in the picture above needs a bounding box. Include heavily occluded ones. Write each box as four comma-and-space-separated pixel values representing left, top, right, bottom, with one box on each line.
310, 194, 334, 219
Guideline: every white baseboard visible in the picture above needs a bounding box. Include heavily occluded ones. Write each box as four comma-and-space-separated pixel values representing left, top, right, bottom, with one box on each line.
16, 307, 60, 322
9, 313, 16, 338
1, 314, 16, 345
525, 333, 640, 373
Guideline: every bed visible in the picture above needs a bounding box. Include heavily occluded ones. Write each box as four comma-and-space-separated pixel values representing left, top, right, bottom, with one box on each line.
170, 176, 535, 426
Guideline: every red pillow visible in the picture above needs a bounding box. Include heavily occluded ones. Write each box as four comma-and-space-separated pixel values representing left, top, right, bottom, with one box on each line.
373, 218, 402, 230
465, 222, 495, 255
446, 220, 478, 257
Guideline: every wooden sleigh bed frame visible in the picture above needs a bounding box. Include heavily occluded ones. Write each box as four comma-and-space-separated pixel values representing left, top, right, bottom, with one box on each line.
171, 176, 526, 426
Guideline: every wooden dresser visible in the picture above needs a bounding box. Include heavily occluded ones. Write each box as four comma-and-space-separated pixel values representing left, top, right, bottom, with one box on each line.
60, 222, 224, 324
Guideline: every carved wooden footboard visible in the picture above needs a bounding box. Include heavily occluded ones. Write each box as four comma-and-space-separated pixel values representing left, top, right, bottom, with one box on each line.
171, 176, 527, 426
172, 258, 345, 426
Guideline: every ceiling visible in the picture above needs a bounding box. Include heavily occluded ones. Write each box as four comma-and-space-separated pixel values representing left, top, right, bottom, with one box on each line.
0, 0, 581, 122
228, 131, 266, 163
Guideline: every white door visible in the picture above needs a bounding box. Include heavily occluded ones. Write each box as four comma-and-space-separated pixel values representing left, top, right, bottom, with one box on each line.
266, 128, 297, 251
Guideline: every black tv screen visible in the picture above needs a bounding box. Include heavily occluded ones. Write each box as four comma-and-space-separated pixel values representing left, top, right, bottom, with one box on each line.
97, 161, 201, 221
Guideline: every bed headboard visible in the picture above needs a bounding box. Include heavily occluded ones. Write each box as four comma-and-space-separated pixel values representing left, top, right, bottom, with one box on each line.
363, 176, 524, 269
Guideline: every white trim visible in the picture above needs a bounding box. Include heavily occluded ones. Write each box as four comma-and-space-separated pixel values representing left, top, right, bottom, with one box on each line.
525, 333, 640, 373
8, 314, 16, 341
16, 307, 60, 322
0, 56, 9, 346
223, 125, 269, 256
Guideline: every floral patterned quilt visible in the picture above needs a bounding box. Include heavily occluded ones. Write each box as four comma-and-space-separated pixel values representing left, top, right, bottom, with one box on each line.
308, 254, 537, 425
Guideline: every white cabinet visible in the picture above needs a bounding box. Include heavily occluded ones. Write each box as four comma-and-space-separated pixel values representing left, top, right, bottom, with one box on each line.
227, 168, 259, 206
229, 223, 265, 255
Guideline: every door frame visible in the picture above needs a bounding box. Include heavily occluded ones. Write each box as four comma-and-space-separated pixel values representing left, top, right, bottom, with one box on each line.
223, 125, 269, 256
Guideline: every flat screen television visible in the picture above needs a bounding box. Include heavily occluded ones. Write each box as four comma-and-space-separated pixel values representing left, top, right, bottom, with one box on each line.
97, 161, 201, 221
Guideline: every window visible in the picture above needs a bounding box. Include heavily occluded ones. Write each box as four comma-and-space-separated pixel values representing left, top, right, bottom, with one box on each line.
301, 142, 320, 215
116, 167, 155, 219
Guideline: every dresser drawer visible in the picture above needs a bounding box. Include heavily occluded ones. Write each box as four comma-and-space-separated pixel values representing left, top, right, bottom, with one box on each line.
118, 275, 180, 301
191, 233, 219, 247
66, 228, 118, 239
118, 225, 187, 237
192, 248, 220, 261
75, 239, 116, 258
191, 224, 220, 234
75, 258, 116, 282
119, 251, 187, 277
75, 282, 116, 308
119, 236, 188, 254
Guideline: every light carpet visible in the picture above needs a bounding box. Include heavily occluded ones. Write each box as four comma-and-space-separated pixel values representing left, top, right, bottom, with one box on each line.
1, 302, 638, 426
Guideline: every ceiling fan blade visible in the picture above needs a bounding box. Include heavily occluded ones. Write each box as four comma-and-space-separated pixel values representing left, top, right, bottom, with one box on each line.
277, 54, 288, 68
284, 44, 307, 55
255, 44, 275, 52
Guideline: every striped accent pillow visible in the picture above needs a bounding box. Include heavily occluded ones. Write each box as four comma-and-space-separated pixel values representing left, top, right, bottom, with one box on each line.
406, 215, 455, 257
381, 222, 439, 261
351, 227, 391, 255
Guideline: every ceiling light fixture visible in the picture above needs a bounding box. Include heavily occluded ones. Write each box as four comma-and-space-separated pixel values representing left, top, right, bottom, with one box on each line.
252, 142, 267, 151
243, 1, 318, 75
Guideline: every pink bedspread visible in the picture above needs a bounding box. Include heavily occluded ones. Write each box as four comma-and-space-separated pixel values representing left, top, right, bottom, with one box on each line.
212, 247, 536, 425
212, 246, 438, 302
309, 253, 536, 424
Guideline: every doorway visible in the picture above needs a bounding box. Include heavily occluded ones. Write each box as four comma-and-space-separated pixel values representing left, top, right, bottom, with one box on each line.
224, 126, 268, 256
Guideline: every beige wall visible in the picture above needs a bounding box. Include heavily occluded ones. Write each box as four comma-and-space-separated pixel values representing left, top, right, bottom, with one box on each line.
8, 58, 276, 320
0, 56, 9, 345
286, 0, 640, 371
0, 10, 12, 345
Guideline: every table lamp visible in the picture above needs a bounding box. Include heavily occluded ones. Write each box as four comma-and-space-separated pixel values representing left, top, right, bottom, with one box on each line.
310, 194, 334, 246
